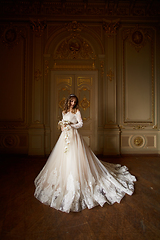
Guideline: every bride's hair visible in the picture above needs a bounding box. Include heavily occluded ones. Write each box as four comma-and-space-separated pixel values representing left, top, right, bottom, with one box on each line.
63, 94, 79, 113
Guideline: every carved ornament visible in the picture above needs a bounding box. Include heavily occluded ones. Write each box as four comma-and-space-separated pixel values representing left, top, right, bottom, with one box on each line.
103, 20, 120, 37
52, 63, 96, 71
133, 125, 146, 130
2, 134, 18, 148
1, 24, 26, 49
123, 25, 152, 52
54, 36, 96, 60
30, 19, 47, 37
80, 97, 90, 111
133, 136, 143, 147
107, 68, 114, 82
65, 21, 85, 34
100, 61, 104, 77
0, 1, 160, 17
45, 60, 49, 76
34, 69, 42, 81
56, 77, 72, 86
77, 77, 92, 86
59, 97, 66, 109
152, 125, 157, 129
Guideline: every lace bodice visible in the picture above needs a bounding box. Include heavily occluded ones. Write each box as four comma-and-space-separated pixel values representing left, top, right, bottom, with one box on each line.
62, 110, 83, 129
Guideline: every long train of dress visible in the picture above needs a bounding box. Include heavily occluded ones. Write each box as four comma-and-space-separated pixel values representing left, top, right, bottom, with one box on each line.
34, 111, 136, 213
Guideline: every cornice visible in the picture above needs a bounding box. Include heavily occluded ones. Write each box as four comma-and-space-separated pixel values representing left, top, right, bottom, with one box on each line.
0, 1, 160, 20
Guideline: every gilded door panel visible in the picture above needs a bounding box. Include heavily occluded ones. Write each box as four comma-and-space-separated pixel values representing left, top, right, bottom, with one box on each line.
51, 71, 98, 152
75, 73, 97, 151
51, 74, 74, 146
55, 75, 74, 120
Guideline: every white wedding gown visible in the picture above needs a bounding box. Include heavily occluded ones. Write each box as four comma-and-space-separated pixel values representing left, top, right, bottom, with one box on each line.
34, 110, 136, 213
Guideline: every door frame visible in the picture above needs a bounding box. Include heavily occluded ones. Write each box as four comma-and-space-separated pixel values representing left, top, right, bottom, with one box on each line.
50, 70, 98, 153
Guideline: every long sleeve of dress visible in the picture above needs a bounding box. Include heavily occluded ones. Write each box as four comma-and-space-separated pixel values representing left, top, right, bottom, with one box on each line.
71, 110, 83, 129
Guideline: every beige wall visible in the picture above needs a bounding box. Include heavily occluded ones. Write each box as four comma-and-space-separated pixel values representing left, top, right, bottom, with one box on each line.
0, 1, 160, 155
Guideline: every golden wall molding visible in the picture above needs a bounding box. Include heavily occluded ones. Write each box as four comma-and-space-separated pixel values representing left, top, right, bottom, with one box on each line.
121, 132, 158, 154
77, 77, 92, 86
56, 77, 72, 86
100, 61, 104, 77
103, 19, 120, 37
54, 35, 96, 60
1, 1, 159, 18
2, 134, 19, 148
80, 97, 90, 112
1, 23, 26, 49
107, 68, 114, 82
122, 25, 155, 126
58, 97, 66, 110
44, 21, 104, 56
44, 60, 49, 76
65, 21, 86, 34
133, 125, 146, 130
123, 25, 153, 52
133, 136, 144, 147
52, 63, 96, 71
30, 19, 47, 37
34, 69, 42, 81
0, 122, 28, 129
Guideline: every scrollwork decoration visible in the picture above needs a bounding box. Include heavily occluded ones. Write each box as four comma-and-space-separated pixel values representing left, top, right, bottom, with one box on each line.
65, 21, 85, 33
133, 125, 146, 130
100, 61, 104, 77
54, 36, 95, 60
133, 136, 143, 147
103, 20, 120, 37
107, 68, 114, 82
1, 24, 26, 49
45, 60, 49, 75
59, 97, 66, 109
30, 19, 47, 37
2, 134, 18, 148
123, 25, 152, 52
80, 97, 90, 111
34, 69, 42, 81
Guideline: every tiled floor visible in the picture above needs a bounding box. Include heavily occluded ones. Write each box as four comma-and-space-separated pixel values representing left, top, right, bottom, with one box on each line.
0, 155, 160, 240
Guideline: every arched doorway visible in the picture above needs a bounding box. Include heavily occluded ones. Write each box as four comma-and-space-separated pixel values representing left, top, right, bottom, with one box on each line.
44, 21, 104, 154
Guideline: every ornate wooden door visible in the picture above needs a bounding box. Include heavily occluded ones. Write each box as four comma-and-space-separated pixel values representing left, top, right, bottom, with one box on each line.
50, 70, 98, 152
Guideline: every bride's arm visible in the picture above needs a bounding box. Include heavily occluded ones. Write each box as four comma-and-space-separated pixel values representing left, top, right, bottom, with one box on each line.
71, 110, 83, 129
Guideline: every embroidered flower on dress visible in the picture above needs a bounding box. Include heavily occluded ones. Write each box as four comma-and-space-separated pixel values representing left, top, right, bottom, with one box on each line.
58, 120, 72, 153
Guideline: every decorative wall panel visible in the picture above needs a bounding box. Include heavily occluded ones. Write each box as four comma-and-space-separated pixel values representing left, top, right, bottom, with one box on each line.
0, 39, 26, 122
121, 132, 157, 154
122, 26, 154, 124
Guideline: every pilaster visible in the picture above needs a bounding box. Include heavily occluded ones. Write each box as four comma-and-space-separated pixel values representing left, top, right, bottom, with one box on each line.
102, 20, 120, 155
28, 20, 46, 155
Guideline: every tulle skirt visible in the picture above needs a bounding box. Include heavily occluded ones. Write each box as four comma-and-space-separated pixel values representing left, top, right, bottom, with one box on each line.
34, 128, 136, 213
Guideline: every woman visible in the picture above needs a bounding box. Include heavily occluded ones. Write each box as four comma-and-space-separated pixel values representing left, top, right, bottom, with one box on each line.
34, 94, 136, 213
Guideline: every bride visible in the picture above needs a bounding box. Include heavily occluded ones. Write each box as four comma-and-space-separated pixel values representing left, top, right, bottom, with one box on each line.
34, 94, 136, 213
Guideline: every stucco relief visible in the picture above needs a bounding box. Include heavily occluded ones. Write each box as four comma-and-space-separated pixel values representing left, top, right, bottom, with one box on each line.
103, 20, 120, 37
54, 36, 95, 60
1, 24, 26, 49
123, 25, 153, 52
30, 19, 47, 37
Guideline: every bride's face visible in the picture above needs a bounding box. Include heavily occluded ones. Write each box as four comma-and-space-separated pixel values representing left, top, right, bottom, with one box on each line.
70, 98, 77, 108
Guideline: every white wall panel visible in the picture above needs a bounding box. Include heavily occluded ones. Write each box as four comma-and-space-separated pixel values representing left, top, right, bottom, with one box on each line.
124, 42, 152, 122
